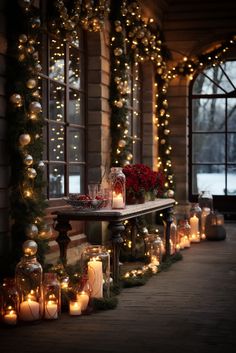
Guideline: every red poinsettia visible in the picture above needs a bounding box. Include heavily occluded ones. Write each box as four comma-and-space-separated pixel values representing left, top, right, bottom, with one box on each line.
122, 164, 165, 198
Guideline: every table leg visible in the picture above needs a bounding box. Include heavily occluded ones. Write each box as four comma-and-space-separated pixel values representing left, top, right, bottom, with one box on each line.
130, 218, 138, 258
53, 217, 72, 267
108, 221, 125, 284
162, 207, 174, 260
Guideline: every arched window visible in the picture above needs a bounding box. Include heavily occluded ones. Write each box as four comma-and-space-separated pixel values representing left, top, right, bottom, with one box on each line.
189, 60, 236, 215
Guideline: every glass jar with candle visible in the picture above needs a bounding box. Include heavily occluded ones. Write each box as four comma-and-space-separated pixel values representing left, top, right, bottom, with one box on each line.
144, 234, 163, 266
15, 240, 43, 322
43, 273, 61, 320
81, 245, 110, 298
0, 278, 19, 326
109, 167, 126, 209
198, 190, 213, 210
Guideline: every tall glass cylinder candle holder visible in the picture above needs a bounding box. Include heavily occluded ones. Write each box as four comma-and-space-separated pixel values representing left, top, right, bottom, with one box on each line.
81, 245, 110, 298
144, 234, 163, 266
0, 278, 19, 326
109, 167, 126, 209
15, 240, 43, 322
43, 273, 61, 320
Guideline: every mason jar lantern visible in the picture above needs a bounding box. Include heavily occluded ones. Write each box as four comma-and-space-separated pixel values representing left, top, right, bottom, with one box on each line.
109, 167, 126, 209
43, 273, 61, 320
15, 240, 43, 322
0, 278, 19, 326
81, 245, 110, 298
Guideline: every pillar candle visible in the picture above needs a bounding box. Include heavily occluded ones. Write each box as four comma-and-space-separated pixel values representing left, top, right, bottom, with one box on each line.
112, 192, 124, 209
77, 291, 89, 311
88, 258, 103, 298
44, 300, 58, 319
3, 310, 17, 326
190, 215, 199, 242
69, 301, 81, 316
19, 299, 40, 321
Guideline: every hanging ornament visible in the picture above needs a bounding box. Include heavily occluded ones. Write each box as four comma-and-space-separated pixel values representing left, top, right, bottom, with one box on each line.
26, 78, 37, 89
126, 152, 133, 161
19, 133, 31, 146
27, 167, 37, 179
25, 224, 39, 239
114, 47, 123, 56
38, 161, 45, 170
10, 93, 23, 107
114, 100, 123, 108
29, 101, 42, 113
38, 224, 53, 240
24, 154, 33, 166
167, 189, 175, 198
30, 17, 41, 29
118, 139, 126, 148
160, 139, 166, 145
19, 34, 28, 43
22, 239, 38, 256
164, 129, 170, 135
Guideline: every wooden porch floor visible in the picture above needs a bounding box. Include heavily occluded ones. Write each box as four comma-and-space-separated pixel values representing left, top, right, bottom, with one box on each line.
1, 223, 236, 353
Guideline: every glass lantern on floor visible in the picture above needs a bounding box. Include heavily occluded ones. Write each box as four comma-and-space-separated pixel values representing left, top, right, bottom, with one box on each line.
43, 273, 61, 320
15, 240, 43, 322
109, 167, 126, 209
177, 219, 191, 249
81, 245, 110, 298
144, 234, 163, 267
0, 278, 19, 326
198, 190, 213, 210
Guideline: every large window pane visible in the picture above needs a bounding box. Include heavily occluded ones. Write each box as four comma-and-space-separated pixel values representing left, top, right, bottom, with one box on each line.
49, 164, 65, 198
68, 127, 84, 162
192, 98, 225, 132
69, 46, 81, 89
192, 165, 225, 195
68, 89, 84, 125
69, 165, 85, 194
192, 133, 225, 163
49, 82, 65, 122
227, 133, 236, 162
227, 166, 236, 195
49, 38, 65, 83
49, 123, 65, 161
228, 98, 236, 130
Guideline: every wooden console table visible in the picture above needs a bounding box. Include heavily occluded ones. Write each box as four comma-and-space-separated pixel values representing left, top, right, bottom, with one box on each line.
52, 198, 175, 283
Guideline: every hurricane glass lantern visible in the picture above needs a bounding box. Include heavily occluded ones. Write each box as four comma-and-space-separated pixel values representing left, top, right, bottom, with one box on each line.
144, 234, 163, 266
198, 190, 213, 210
109, 167, 126, 209
43, 273, 61, 320
81, 245, 110, 298
0, 278, 19, 326
15, 240, 43, 322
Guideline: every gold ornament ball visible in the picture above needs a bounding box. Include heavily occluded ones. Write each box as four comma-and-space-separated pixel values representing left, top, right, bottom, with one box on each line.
29, 101, 42, 113
26, 78, 37, 89
10, 93, 23, 107
160, 139, 166, 144
127, 152, 133, 161
24, 154, 33, 166
167, 189, 175, 198
164, 129, 170, 135
118, 139, 126, 148
115, 25, 123, 32
19, 34, 28, 43
19, 133, 31, 146
27, 167, 37, 179
22, 239, 38, 256
114, 100, 123, 108
114, 47, 123, 56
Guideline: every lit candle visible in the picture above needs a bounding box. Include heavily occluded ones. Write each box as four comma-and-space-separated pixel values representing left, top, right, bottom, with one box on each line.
201, 207, 210, 235
184, 235, 190, 248
88, 258, 103, 298
3, 310, 17, 326
77, 291, 89, 311
112, 192, 124, 209
69, 301, 81, 316
151, 255, 159, 266
190, 215, 200, 242
44, 300, 58, 319
19, 299, 40, 321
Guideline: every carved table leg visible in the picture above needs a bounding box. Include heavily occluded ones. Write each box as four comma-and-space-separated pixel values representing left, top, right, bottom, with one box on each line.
130, 218, 138, 258
108, 221, 125, 284
162, 207, 174, 260
53, 217, 72, 267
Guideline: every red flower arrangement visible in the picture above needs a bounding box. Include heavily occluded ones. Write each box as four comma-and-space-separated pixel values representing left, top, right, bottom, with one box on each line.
122, 164, 166, 203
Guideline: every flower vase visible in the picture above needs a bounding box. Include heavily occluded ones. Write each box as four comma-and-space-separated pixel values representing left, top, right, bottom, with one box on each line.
126, 192, 137, 205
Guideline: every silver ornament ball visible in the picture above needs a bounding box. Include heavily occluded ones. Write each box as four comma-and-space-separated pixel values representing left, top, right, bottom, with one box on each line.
22, 239, 38, 256
24, 154, 33, 166
29, 101, 42, 113
27, 167, 37, 179
25, 224, 39, 239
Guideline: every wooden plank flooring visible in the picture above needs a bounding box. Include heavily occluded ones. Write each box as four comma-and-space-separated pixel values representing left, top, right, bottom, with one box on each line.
1, 223, 236, 353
